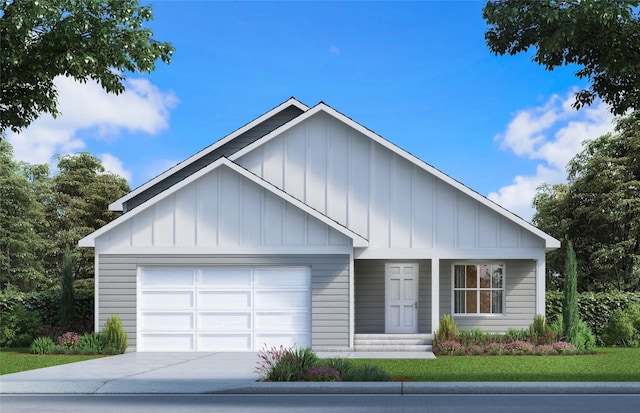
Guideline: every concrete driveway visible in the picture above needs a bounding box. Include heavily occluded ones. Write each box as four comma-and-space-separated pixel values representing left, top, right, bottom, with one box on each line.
0, 352, 260, 394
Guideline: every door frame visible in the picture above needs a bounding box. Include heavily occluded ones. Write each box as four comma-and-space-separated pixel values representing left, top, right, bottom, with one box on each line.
384, 262, 419, 334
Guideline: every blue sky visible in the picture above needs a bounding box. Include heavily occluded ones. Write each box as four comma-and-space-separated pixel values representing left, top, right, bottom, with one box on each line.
7, 1, 616, 221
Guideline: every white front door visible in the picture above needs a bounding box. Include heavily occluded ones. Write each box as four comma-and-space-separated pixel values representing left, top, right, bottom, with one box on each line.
385, 263, 419, 333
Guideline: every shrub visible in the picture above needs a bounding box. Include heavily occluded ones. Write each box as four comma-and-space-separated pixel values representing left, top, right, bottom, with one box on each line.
467, 345, 484, 355
434, 341, 465, 356
484, 343, 505, 356
298, 366, 341, 382
77, 332, 104, 354
458, 329, 491, 347
56, 332, 81, 349
255, 345, 318, 382
435, 314, 459, 344
0, 302, 42, 347
484, 343, 506, 355
553, 341, 578, 355
102, 315, 128, 354
506, 328, 529, 342
59, 246, 75, 329
505, 340, 534, 355
546, 290, 640, 344
563, 241, 580, 345
30, 336, 55, 354
535, 344, 557, 356
602, 306, 640, 347
323, 358, 354, 378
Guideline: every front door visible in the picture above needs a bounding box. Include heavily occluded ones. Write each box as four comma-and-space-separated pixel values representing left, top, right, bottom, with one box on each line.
385, 263, 419, 333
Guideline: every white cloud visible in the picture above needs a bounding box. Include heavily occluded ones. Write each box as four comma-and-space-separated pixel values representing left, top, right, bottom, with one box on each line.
490, 91, 615, 221
6, 76, 178, 169
99, 153, 132, 183
330, 46, 341, 55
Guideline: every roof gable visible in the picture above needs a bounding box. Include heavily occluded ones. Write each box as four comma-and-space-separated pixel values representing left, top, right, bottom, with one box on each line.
230, 102, 560, 250
81, 158, 368, 248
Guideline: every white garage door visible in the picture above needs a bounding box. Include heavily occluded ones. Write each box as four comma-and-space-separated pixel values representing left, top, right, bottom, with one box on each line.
137, 266, 311, 352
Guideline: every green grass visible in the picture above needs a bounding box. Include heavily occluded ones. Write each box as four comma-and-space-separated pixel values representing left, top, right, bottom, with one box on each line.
0, 348, 103, 376
349, 348, 640, 382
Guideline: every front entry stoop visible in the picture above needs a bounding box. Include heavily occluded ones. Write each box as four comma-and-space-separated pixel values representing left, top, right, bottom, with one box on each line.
354, 334, 433, 352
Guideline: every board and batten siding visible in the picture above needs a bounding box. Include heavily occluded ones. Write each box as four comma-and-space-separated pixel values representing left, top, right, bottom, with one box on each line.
236, 112, 545, 251
354, 260, 432, 334
439, 259, 537, 331
95, 165, 350, 250
97, 254, 351, 351
124, 105, 304, 212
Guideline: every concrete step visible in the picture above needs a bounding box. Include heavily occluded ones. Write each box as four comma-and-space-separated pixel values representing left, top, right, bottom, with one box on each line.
354, 334, 433, 352
354, 344, 433, 352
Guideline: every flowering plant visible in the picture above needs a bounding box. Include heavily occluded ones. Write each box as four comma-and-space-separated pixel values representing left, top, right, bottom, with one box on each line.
56, 332, 81, 349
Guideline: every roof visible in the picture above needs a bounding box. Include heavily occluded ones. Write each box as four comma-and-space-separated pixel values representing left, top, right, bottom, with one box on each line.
99, 99, 560, 251
108, 97, 309, 211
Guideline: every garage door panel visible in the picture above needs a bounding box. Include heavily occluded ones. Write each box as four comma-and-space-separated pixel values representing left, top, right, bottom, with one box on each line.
256, 333, 309, 349
254, 312, 309, 331
198, 312, 251, 331
140, 268, 195, 288
198, 334, 251, 351
140, 312, 194, 332
198, 268, 252, 287
254, 268, 309, 288
254, 291, 308, 309
198, 291, 252, 309
141, 333, 195, 351
140, 291, 194, 309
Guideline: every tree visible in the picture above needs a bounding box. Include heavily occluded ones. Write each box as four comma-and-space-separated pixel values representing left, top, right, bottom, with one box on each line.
0, 0, 174, 132
59, 246, 75, 328
483, 0, 640, 115
532, 114, 640, 291
0, 139, 47, 291
44, 152, 130, 284
563, 241, 579, 344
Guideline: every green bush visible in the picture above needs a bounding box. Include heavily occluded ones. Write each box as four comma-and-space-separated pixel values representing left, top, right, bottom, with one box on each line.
256, 346, 318, 382
548, 315, 595, 351
602, 305, 640, 347
0, 302, 42, 347
323, 357, 354, 378
434, 314, 459, 344
77, 332, 104, 354
546, 291, 640, 344
102, 315, 128, 354
30, 336, 55, 354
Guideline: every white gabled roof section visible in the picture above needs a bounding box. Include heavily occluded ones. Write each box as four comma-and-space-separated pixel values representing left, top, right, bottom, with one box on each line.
80, 157, 369, 248
108, 97, 309, 212
229, 102, 561, 251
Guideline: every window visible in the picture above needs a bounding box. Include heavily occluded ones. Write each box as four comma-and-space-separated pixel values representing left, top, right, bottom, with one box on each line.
453, 264, 504, 315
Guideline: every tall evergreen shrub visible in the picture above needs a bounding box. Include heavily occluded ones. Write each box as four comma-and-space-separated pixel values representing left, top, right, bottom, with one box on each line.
563, 241, 579, 344
59, 246, 75, 328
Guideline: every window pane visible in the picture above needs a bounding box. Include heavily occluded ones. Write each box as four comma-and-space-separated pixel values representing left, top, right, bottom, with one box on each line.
454, 266, 465, 288
454, 291, 466, 313
479, 264, 491, 288
479, 291, 491, 313
466, 265, 477, 288
492, 290, 503, 313
466, 290, 477, 313
492, 265, 503, 288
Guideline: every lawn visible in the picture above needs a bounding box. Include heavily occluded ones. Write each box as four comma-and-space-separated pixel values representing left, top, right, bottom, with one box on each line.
0, 348, 103, 376
349, 348, 640, 382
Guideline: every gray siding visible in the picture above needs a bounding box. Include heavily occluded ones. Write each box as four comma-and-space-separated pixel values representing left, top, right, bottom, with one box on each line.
124, 106, 304, 212
97, 254, 350, 351
354, 260, 432, 334
439, 259, 536, 331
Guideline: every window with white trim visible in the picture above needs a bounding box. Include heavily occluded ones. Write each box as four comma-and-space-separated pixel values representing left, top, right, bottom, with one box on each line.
453, 264, 504, 315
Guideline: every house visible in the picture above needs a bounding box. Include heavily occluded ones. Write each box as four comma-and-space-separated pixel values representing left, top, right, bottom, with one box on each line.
79, 98, 560, 352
